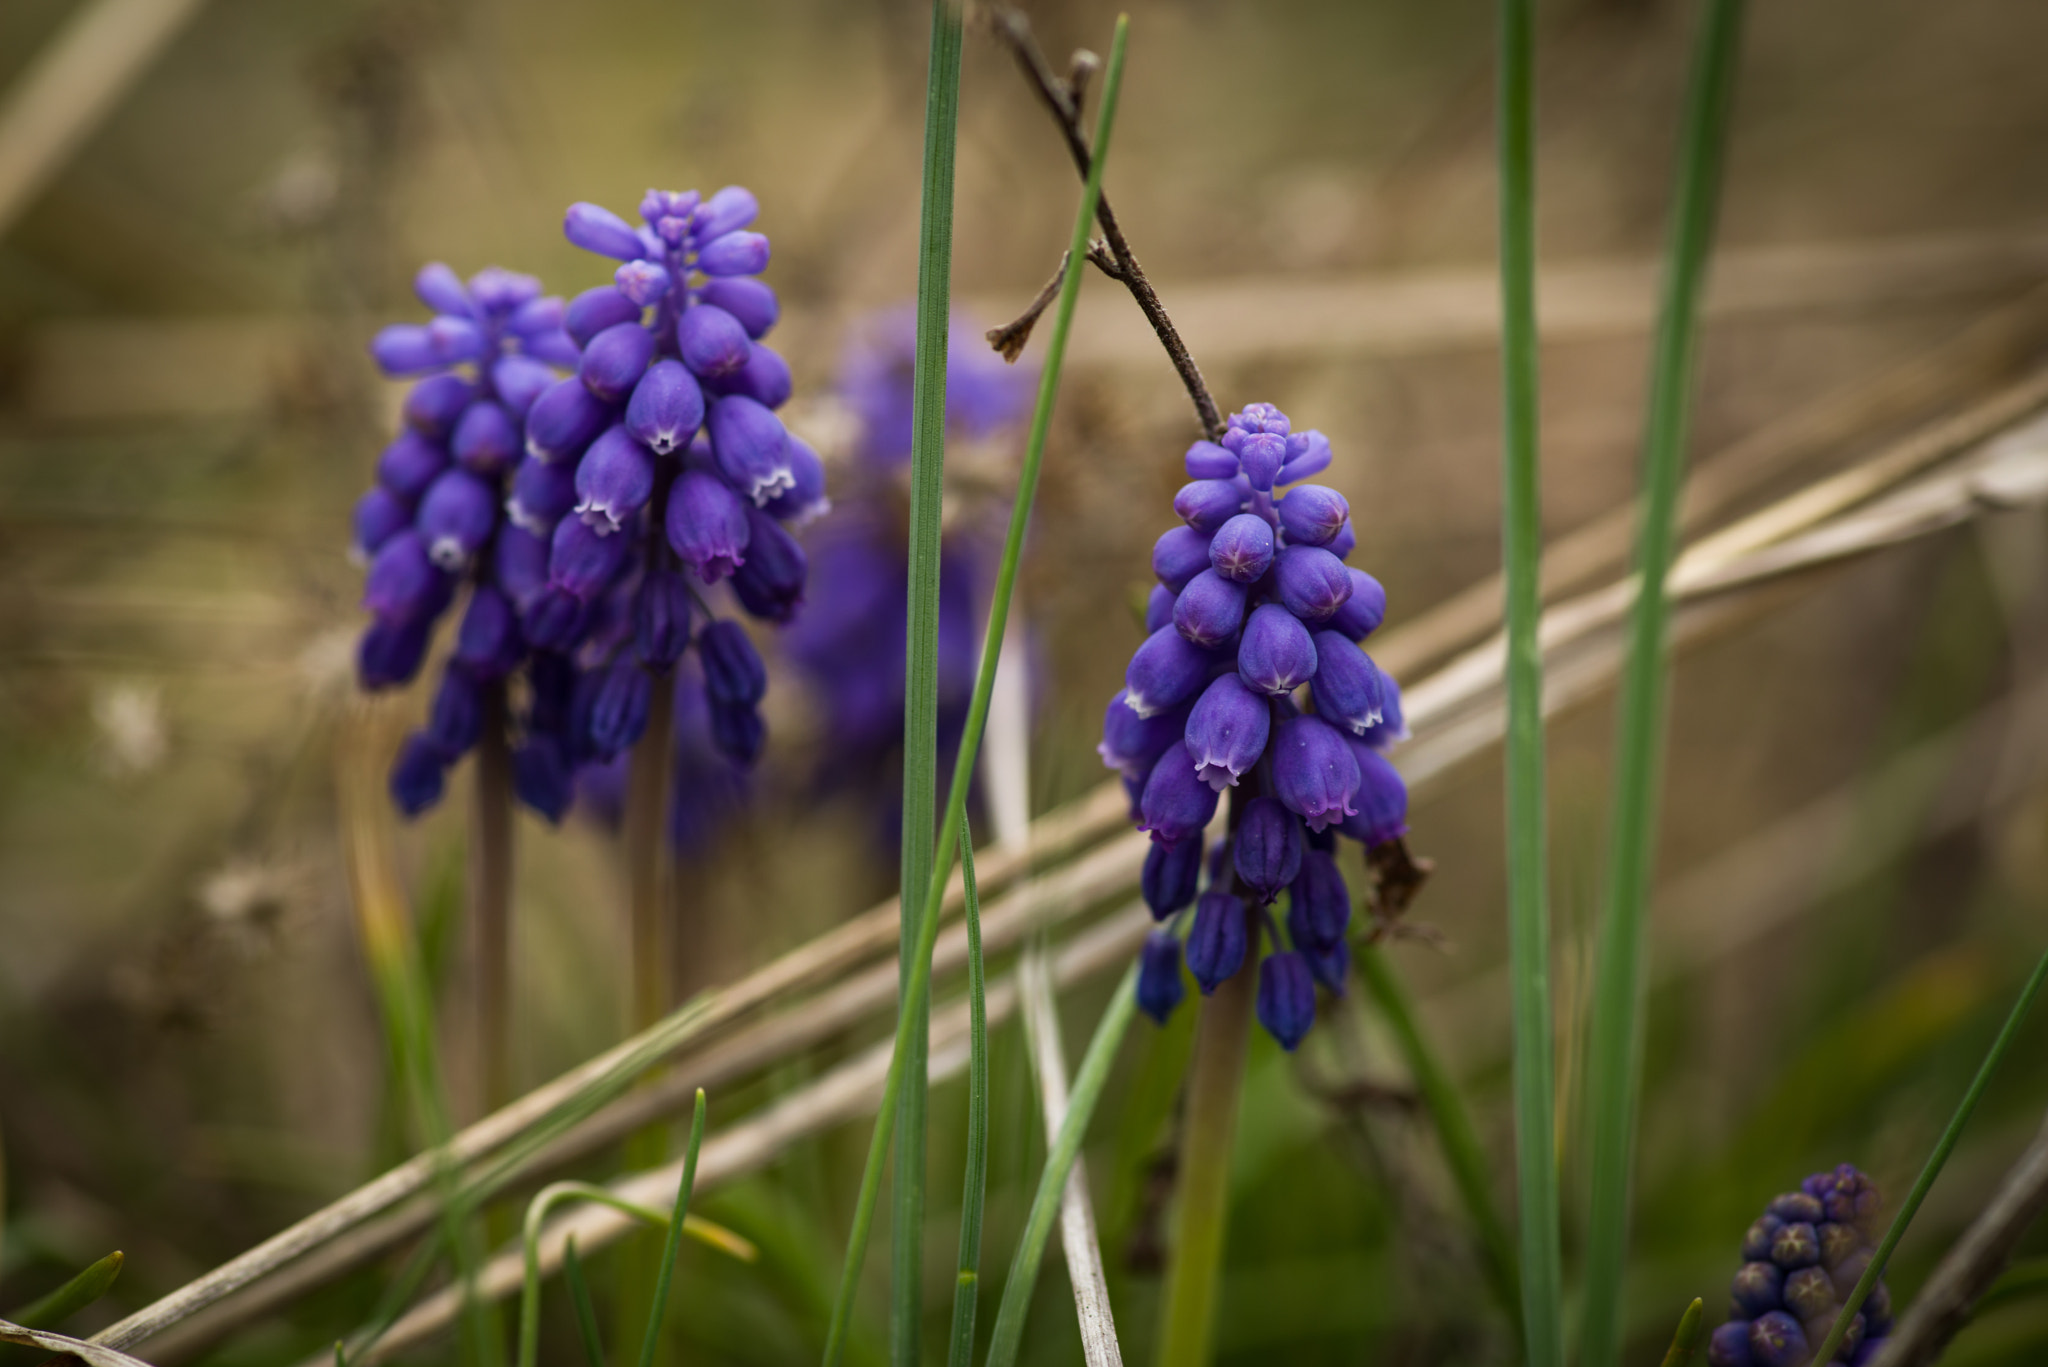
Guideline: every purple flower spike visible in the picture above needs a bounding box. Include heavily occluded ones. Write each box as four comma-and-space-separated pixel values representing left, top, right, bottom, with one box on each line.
352, 487, 412, 561
1099, 687, 1186, 781
1234, 796, 1303, 903
697, 230, 771, 276
451, 400, 519, 475
1304, 938, 1350, 994
666, 469, 751, 581
1185, 440, 1239, 479
1238, 603, 1318, 695
707, 395, 794, 505
513, 735, 572, 822
426, 316, 484, 364
370, 324, 440, 375
695, 185, 760, 239
1732, 1262, 1785, 1316
1747, 1313, 1808, 1367
425, 666, 484, 756
1708, 1323, 1756, 1367
390, 733, 450, 817
521, 587, 589, 651
564, 201, 648, 260
1125, 625, 1215, 718
708, 698, 765, 766
404, 373, 476, 436
1338, 744, 1408, 846
565, 286, 643, 347
454, 584, 521, 679
573, 425, 655, 533
1289, 848, 1350, 949
525, 377, 613, 463
1142, 838, 1203, 919
1185, 672, 1270, 791
731, 509, 807, 623
1783, 1267, 1834, 1322
1173, 569, 1248, 648
1153, 525, 1213, 592
1309, 632, 1387, 735
413, 261, 471, 316
613, 259, 672, 306
490, 355, 556, 419
1209, 513, 1275, 583
1137, 742, 1219, 850
363, 531, 450, 622
1271, 714, 1361, 833
1145, 584, 1176, 633
678, 303, 753, 379
699, 277, 780, 338
712, 343, 793, 410
417, 468, 497, 569
507, 292, 563, 334
1278, 485, 1349, 547
1257, 952, 1316, 1051
492, 525, 550, 609
1136, 932, 1186, 1024
1328, 568, 1388, 640
633, 570, 692, 669
507, 454, 578, 534
699, 619, 767, 705
357, 615, 432, 690
580, 321, 657, 403
1273, 545, 1353, 621
763, 436, 829, 525
588, 663, 653, 757
377, 432, 448, 502
1186, 890, 1247, 993
1174, 479, 1245, 533
625, 359, 705, 455
1238, 432, 1288, 493
1276, 429, 1332, 485
548, 515, 630, 600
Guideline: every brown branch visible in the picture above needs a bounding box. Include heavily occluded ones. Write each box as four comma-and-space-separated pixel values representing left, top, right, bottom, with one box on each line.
986, 243, 1125, 362
988, 5, 1225, 441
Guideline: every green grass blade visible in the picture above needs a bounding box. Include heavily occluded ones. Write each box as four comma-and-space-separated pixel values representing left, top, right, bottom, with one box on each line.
1577, 3, 1747, 1360
1495, 0, 1565, 1363
1812, 945, 2048, 1363
945, 826, 989, 1367
822, 13, 1126, 1367
637, 1089, 709, 1367
1355, 948, 1520, 1328
894, 4, 967, 1364
1659, 1298, 1706, 1367
5, 1250, 123, 1329
983, 961, 1141, 1367
563, 1238, 607, 1367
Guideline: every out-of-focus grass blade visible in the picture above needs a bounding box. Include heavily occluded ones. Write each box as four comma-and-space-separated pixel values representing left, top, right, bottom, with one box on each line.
822, 12, 1124, 1367
1578, 1, 1747, 1361
5, 1250, 123, 1329
944, 827, 989, 1367
1494, 1, 1565, 1363
1356, 947, 1520, 1327
1813, 945, 2048, 1362
1659, 1298, 1705, 1367
563, 1238, 606, 1367
637, 1089, 709, 1367
1978, 1255, 2048, 1317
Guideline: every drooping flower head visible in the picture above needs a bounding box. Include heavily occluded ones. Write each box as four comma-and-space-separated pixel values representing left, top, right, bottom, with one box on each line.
1708, 1165, 1892, 1367
1104, 403, 1407, 1048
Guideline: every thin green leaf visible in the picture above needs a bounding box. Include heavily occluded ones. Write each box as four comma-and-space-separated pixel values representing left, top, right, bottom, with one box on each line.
945, 825, 989, 1367
983, 960, 1141, 1367
334, 1339, 346, 1367
1578, 3, 1747, 1361
638, 1090, 709, 1367
1659, 1298, 1706, 1367
1978, 1255, 2048, 1318
822, 11, 1125, 1366
1813, 945, 2048, 1362
562, 1238, 607, 1367
1495, 0, 1565, 1363
5, 1250, 123, 1329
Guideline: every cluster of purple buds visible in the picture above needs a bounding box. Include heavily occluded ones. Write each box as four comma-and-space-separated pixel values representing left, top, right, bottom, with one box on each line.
1101, 404, 1408, 1051
1709, 1165, 1892, 1367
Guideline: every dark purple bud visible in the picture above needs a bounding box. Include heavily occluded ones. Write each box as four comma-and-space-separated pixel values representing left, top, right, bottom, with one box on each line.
1136, 932, 1186, 1024
709, 343, 792, 409
426, 316, 485, 364
371, 324, 440, 375
625, 359, 705, 455
492, 525, 550, 609
1273, 545, 1353, 621
1209, 513, 1275, 583
1747, 1312, 1808, 1367
1185, 440, 1238, 480
414, 261, 472, 316
548, 515, 630, 600
1228, 402, 1290, 437
1303, 937, 1349, 994
709, 697, 765, 766
1238, 603, 1318, 695
1769, 1192, 1826, 1225
1098, 687, 1186, 781
1257, 952, 1316, 1050
587, 663, 653, 757
695, 185, 759, 239
1327, 568, 1386, 640
1234, 796, 1303, 902
522, 587, 589, 651
565, 285, 643, 347
416, 468, 497, 569
730, 506, 806, 623
1276, 429, 1332, 485
666, 470, 752, 581
1174, 479, 1244, 533
525, 377, 613, 463
699, 619, 767, 705
1818, 1223, 1859, 1270
1142, 838, 1202, 919
1310, 632, 1388, 735
513, 734, 572, 823
1278, 485, 1349, 547
471, 266, 541, 314
633, 571, 692, 669
357, 615, 432, 690
1153, 525, 1214, 592
377, 431, 448, 502
1864, 1283, 1891, 1334
580, 321, 656, 403
490, 355, 556, 419
448, 400, 518, 476
507, 292, 564, 335
1327, 519, 1357, 560
1137, 742, 1219, 850
1338, 744, 1409, 846
1733, 1262, 1785, 1317
699, 277, 780, 338
1238, 432, 1287, 493
390, 732, 450, 816
697, 230, 770, 276
454, 584, 521, 679
1289, 848, 1350, 949
1771, 1223, 1821, 1270
1743, 1216, 1786, 1263
1173, 569, 1247, 648
564, 201, 648, 260
1782, 1267, 1834, 1323
613, 259, 672, 306
363, 530, 452, 622
507, 454, 577, 534
1831, 1249, 1873, 1301
1185, 672, 1270, 791
763, 436, 829, 525
1186, 891, 1247, 993
404, 373, 476, 436
1272, 714, 1361, 834
573, 425, 655, 532
424, 665, 484, 756
1145, 584, 1175, 633
1124, 625, 1215, 718
678, 303, 753, 379
707, 395, 794, 504
1708, 1323, 1757, 1367
352, 487, 411, 561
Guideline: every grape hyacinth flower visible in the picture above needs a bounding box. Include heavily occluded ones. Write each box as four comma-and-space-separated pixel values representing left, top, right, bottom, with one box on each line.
1100, 403, 1408, 1049
1708, 1165, 1893, 1367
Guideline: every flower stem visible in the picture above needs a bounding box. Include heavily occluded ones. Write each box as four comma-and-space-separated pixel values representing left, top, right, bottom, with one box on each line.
470, 684, 514, 1114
